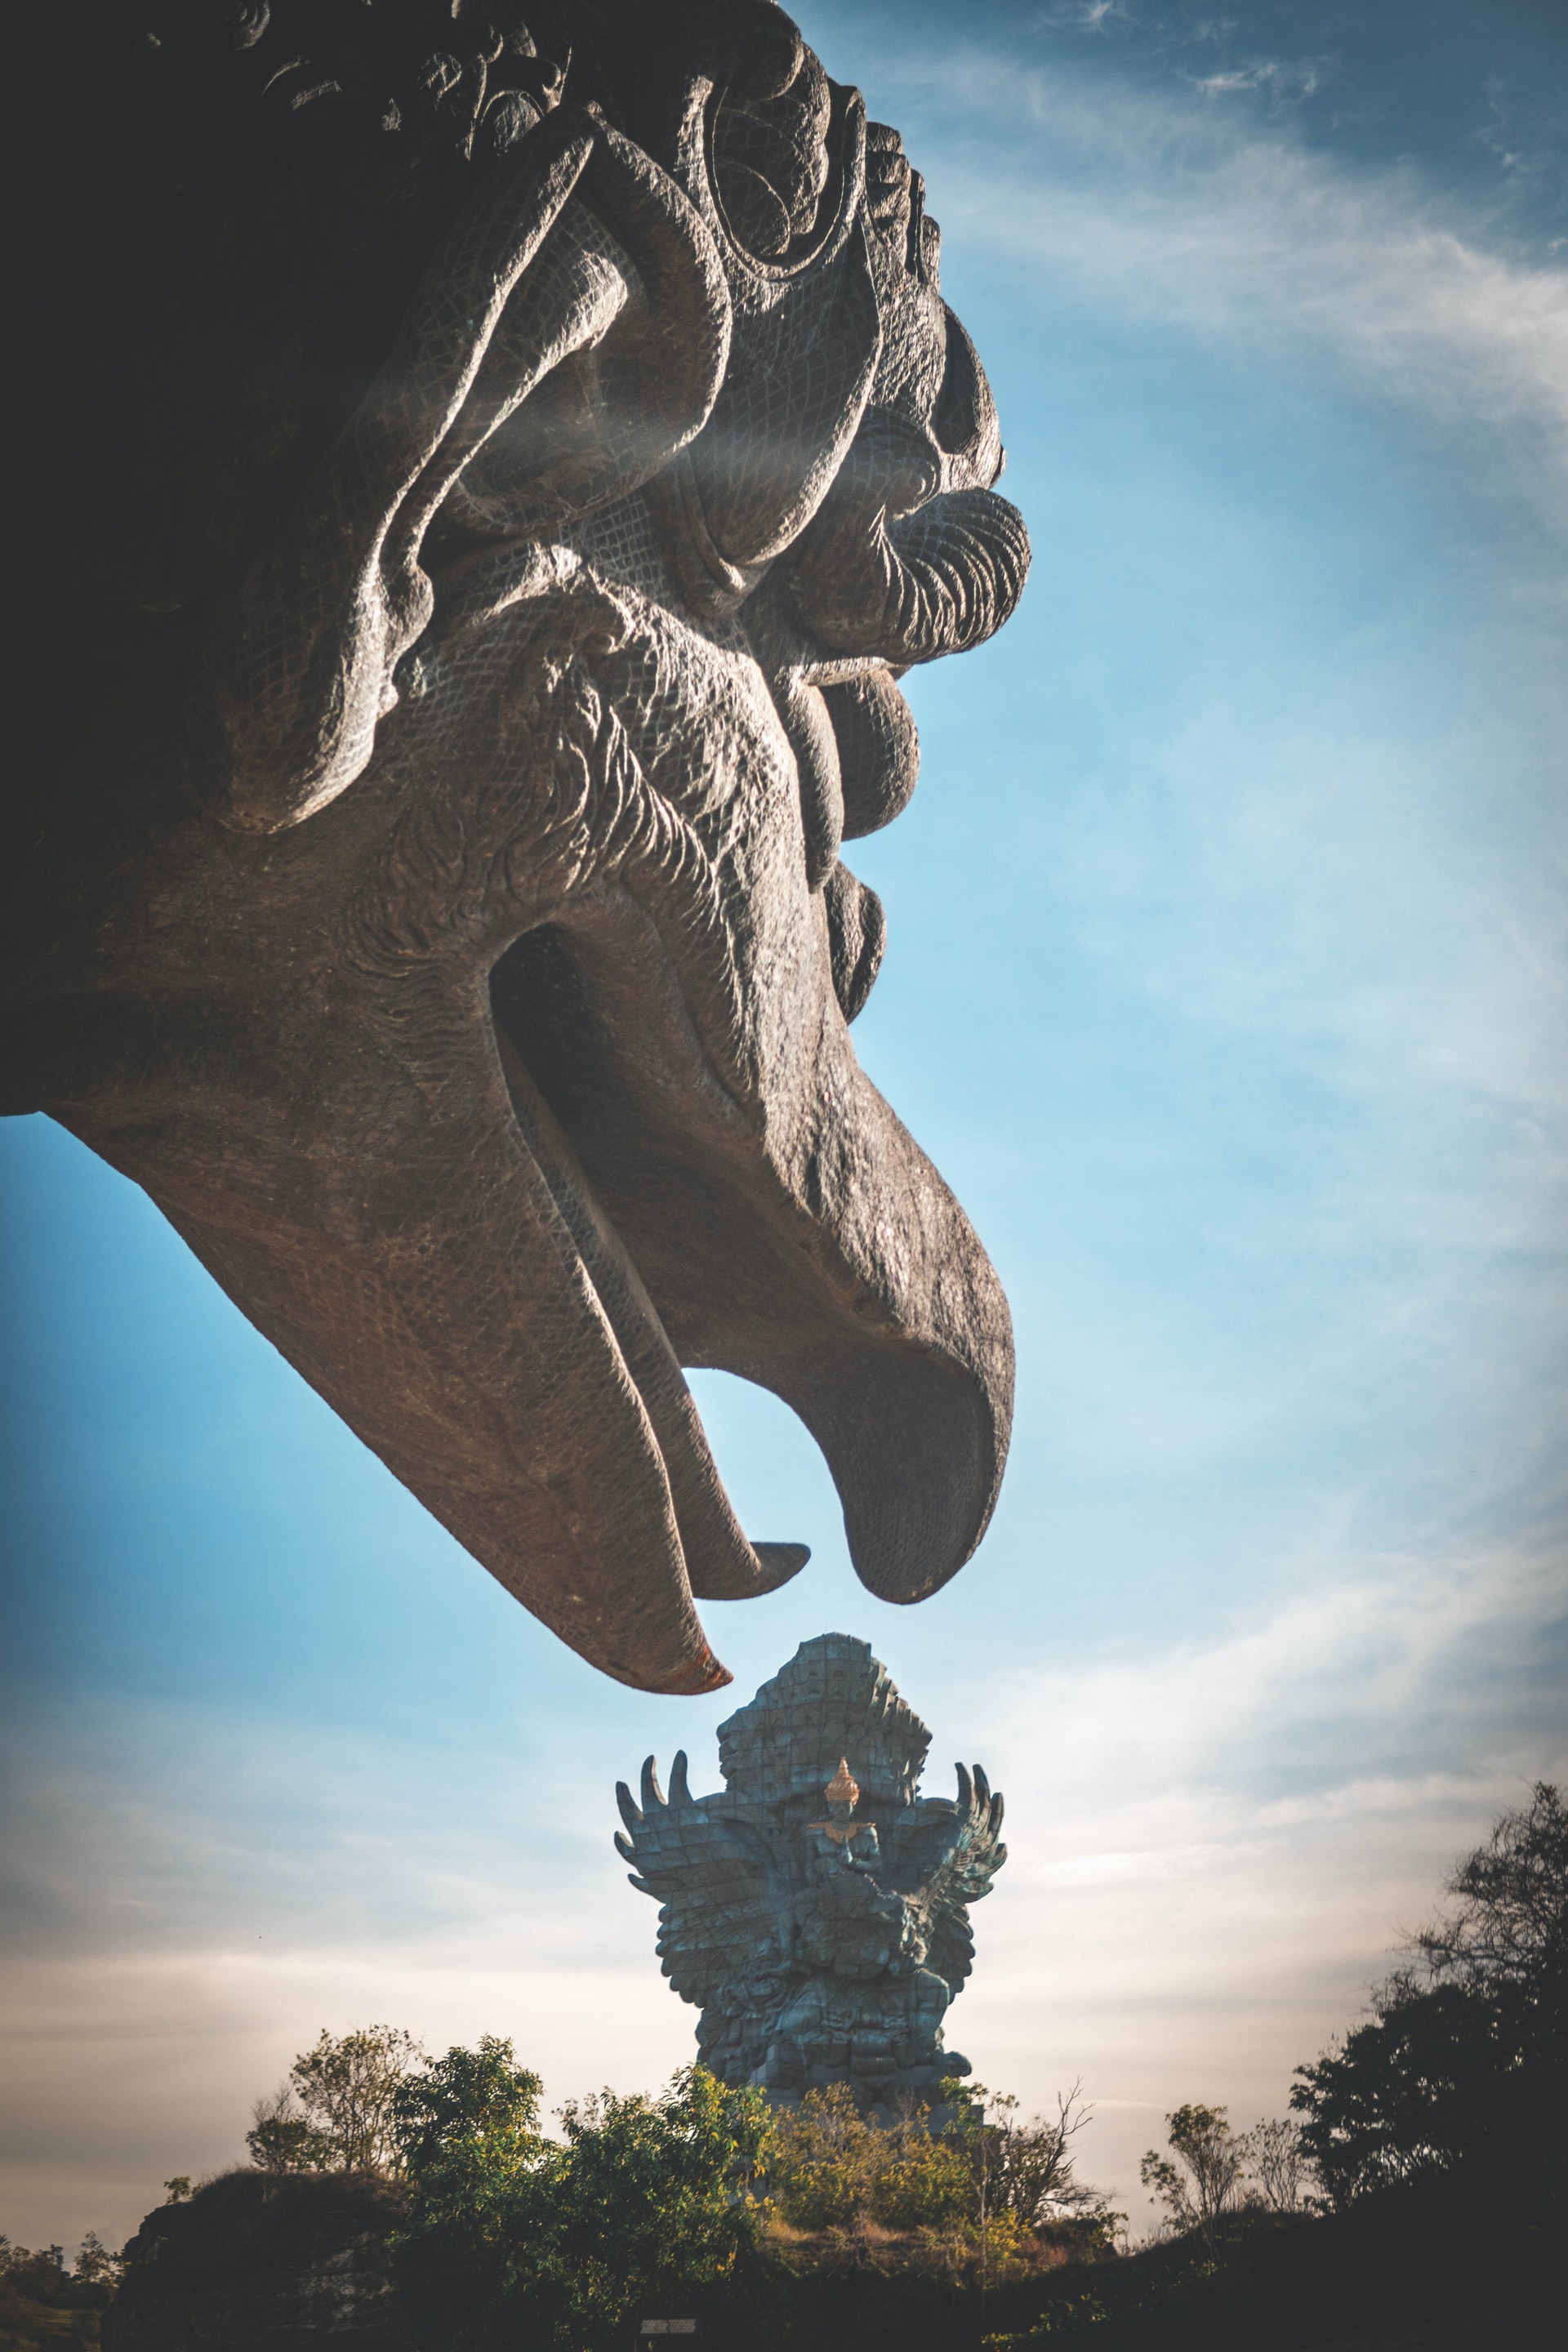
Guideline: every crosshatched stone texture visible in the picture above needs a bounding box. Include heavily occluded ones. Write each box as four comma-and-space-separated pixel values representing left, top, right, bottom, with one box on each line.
5, 5, 1028, 1697
616, 1635, 1007, 2108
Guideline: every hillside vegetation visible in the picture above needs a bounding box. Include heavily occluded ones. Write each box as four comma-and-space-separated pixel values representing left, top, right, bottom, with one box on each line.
4, 1784, 1559, 2351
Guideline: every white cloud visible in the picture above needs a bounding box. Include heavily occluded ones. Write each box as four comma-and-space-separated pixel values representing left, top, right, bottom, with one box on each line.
1036, 1, 1130, 30
882, 50, 1568, 514
953, 1545, 1566, 2218
1191, 59, 1329, 105
993, 1547, 1561, 1804
1045, 687, 1568, 1118
3, 1548, 1559, 2246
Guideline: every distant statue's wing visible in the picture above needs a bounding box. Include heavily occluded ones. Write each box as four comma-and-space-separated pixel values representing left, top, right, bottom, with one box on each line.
614, 1752, 775, 2011
889, 1764, 1007, 1995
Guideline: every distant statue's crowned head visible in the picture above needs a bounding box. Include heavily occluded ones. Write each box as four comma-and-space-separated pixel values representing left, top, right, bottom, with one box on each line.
617, 1637, 1009, 2106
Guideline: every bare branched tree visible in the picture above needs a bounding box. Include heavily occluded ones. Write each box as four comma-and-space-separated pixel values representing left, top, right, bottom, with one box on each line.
990, 2079, 1105, 2222
1140, 2105, 1250, 2248
1143, 2105, 1316, 2239
1242, 2116, 1313, 2213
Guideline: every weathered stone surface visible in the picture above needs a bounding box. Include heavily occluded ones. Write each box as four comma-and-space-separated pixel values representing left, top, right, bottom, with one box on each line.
5, 5, 1027, 1695
616, 1634, 1007, 2108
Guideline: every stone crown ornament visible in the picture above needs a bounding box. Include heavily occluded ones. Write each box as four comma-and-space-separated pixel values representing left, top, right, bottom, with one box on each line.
5, 2, 1027, 1695
615, 1634, 1007, 2105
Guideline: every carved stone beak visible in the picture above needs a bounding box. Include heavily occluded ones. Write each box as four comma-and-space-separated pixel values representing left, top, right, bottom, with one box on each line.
492, 884, 1014, 1630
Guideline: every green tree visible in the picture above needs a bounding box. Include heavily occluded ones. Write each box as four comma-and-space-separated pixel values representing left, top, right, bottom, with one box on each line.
392, 2047, 772, 2351
291, 2023, 423, 2173
549, 2069, 772, 2341
765, 2084, 1008, 2237
767, 2083, 875, 2229
246, 2083, 334, 2175
393, 2035, 546, 2179
242, 2022, 423, 2163
870, 2113, 972, 2232
1291, 1783, 1567, 2207
73, 2229, 120, 2285
1140, 2105, 1250, 2248
390, 2035, 555, 2339
247, 2023, 423, 2176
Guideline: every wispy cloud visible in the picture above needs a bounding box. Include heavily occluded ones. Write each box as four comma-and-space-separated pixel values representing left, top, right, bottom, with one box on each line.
994, 1546, 1562, 1807
884, 50, 1568, 514
1035, 1, 1132, 31
1472, 78, 1568, 254
1190, 57, 1330, 106
1041, 666, 1568, 1129
4, 1549, 1560, 2244
958, 1545, 1566, 2212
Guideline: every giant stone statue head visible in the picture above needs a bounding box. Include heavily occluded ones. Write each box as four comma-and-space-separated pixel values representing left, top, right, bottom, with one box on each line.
4, 1, 1028, 1694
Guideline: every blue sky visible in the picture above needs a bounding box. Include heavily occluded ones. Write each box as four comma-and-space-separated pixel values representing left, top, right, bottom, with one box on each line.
2, 0, 1565, 2247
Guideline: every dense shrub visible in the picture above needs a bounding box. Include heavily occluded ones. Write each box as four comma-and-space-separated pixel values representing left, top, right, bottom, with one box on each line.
765, 2078, 1111, 2243
765, 2085, 971, 2232
101, 2172, 408, 2352
389, 2043, 772, 2352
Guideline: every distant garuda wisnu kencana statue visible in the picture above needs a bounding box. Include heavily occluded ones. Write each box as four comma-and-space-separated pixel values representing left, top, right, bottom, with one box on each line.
3, 2, 1027, 1695
616, 1634, 1006, 2105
